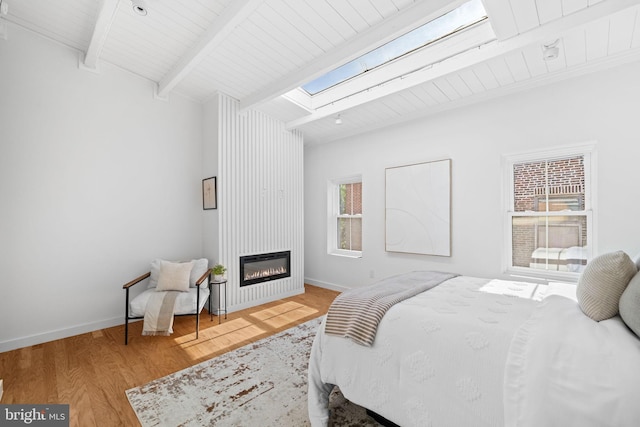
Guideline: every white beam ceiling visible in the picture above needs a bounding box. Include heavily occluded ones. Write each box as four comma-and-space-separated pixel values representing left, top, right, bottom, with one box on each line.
155, 0, 264, 99
83, 0, 121, 70
285, 0, 640, 129
481, 0, 519, 40
238, 0, 467, 112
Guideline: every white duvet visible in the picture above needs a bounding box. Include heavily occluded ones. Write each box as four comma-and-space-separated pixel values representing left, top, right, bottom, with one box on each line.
504, 295, 640, 427
308, 276, 640, 426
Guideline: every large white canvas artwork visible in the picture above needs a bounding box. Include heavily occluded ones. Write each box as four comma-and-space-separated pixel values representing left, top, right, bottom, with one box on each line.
385, 159, 451, 256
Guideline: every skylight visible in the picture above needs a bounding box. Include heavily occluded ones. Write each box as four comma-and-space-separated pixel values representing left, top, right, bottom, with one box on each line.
301, 0, 488, 96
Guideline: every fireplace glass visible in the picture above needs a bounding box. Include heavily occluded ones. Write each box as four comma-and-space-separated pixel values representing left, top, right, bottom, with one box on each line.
240, 251, 290, 287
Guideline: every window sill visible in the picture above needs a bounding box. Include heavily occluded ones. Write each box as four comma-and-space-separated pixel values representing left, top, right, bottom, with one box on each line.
329, 250, 362, 259
505, 268, 580, 284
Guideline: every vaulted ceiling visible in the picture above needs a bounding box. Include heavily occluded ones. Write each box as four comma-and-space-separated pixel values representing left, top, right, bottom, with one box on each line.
3, 0, 639, 144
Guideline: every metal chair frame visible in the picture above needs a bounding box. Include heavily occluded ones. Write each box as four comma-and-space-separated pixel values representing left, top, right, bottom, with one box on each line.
123, 269, 211, 345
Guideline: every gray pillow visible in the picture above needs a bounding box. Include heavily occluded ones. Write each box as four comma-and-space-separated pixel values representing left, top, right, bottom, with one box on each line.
577, 251, 637, 321
620, 272, 640, 338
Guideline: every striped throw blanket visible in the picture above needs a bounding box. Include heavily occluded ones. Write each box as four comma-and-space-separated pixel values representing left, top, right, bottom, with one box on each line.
142, 291, 180, 336
325, 271, 458, 346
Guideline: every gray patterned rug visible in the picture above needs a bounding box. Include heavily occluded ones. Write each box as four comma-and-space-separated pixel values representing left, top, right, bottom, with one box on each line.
126, 317, 382, 426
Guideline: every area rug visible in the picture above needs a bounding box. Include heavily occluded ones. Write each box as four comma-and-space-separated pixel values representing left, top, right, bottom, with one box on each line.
126, 317, 382, 426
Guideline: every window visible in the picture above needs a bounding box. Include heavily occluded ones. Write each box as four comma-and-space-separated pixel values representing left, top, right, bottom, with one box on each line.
301, 0, 488, 96
504, 144, 596, 279
328, 177, 362, 257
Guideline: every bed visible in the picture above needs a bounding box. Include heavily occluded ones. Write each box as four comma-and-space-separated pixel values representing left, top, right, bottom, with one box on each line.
308, 263, 640, 427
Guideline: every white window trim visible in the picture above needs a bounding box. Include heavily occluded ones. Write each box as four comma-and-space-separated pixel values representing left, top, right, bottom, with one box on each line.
501, 142, 597, 282
327, 175, 362, 258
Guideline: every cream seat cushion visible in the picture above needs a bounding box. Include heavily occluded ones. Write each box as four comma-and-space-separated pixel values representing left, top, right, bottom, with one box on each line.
129, 258, 211, 318
130, 287, 210, 318
577, 251, 637, 321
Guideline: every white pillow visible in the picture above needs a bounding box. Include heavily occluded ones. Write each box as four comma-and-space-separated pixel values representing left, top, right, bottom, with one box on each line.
189, 258, 209, 287
149, 258, 209, 288
544, 282, 578, 302
577, 251, 637, 321
149, 258, 163, 289
156, 260, 194, 292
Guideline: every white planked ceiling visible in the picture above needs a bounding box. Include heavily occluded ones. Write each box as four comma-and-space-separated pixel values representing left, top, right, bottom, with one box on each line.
3, 0, 640, 144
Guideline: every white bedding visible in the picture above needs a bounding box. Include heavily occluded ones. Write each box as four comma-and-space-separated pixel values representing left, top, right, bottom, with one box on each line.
504, 296, 640, 427
308, 276, 539, 427
308, 275, 640, 426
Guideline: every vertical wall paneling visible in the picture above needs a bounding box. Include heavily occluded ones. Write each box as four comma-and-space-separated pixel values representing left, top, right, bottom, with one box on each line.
216, 94, 304, 313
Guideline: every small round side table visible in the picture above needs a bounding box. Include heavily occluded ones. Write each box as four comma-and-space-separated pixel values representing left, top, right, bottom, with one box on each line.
208, 278, 228, 324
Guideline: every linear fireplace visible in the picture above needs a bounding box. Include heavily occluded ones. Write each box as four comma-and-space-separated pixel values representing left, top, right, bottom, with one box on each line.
240, 251, 291, 287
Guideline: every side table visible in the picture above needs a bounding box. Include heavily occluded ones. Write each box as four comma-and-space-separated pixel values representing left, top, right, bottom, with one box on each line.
208, 278, 228, 324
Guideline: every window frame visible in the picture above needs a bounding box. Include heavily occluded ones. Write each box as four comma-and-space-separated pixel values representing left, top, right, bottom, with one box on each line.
301, 0, 488, 96
327, 175, 363, 258
283, 1, 496, 112
502, 142, 597, 281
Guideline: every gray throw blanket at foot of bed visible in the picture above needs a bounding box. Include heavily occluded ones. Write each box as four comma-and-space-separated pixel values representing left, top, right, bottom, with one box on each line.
324, 270, 458, 346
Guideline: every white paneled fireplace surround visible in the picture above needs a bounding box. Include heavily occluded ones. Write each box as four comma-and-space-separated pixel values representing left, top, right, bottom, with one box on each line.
204, 94, 305, 314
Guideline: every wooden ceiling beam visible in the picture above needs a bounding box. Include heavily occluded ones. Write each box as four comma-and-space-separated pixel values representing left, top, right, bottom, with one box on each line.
285, 0, 640, 129
481, 0, 518, 40
82, 0, 121, 71
238, 0, 465, 112
156, 0, 264, 99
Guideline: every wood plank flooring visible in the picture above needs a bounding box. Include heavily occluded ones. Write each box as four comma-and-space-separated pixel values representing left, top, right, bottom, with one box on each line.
0, 284, 339, 426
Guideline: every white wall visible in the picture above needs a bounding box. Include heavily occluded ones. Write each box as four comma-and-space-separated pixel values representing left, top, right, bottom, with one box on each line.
304, 61, 640, 291
0, 24, 204, 351
202, 97, 219, 265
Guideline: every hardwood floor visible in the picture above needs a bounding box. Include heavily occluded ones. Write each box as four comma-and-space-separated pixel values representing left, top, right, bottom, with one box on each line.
0, 284, 339, 427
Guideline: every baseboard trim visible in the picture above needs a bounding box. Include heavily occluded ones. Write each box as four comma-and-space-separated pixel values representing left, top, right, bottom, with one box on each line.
304, 277, 349, 293
224, 287, 305, 314
1, 286, 310, 353
0, 317, 122, 353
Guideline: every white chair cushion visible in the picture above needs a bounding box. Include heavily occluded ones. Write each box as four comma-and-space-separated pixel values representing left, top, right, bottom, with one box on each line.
129, 286, 210, 317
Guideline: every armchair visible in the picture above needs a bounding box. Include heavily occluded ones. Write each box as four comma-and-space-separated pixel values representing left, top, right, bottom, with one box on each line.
123, 258, 211, 345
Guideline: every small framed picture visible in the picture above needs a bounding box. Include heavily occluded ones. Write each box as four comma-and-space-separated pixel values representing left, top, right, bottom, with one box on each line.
202, 176, 217, 210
